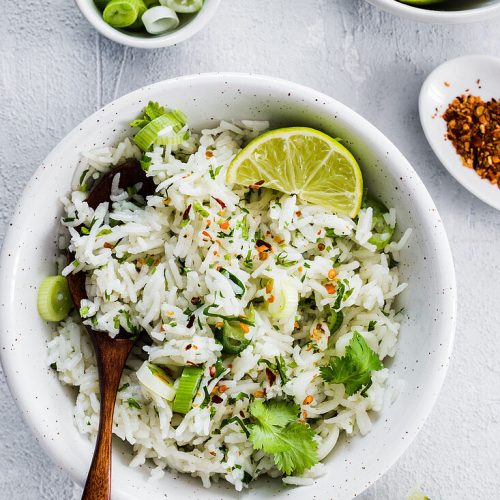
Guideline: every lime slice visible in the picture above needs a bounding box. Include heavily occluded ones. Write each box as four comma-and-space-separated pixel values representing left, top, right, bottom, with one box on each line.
226, 127, 363, 218
162, 0, 203, 13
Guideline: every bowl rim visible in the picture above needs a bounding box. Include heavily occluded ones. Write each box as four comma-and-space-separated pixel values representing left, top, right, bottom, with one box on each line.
0, 72, 457, 499
365, 0, 500, 23
74, 0, 221, 48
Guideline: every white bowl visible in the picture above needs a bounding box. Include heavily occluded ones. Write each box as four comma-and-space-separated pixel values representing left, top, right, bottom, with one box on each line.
419, 55, 500, 211
365, 0, 500, 23
0, 74, 456, 500
75, 0, 221, 48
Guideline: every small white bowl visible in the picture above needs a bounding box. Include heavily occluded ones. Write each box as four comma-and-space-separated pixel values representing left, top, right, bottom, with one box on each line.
365, 0, 500, 23
75, 0, 221, 48
419, 55, 500, 211
0, 74, 456, 500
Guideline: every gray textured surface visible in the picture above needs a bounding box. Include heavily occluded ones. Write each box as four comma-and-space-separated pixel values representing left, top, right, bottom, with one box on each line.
1, 0, 499, 499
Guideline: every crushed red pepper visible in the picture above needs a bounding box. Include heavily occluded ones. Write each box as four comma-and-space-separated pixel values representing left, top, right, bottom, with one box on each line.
443, 94, 500, 188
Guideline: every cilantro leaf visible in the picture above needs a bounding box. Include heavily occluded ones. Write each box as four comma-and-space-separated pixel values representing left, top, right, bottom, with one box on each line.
248, 400, 318, 475
320, 332, 383, 395
272, 422, 318, 475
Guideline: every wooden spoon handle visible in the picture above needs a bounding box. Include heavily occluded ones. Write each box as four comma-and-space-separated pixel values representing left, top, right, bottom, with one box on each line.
82, 334, 134, 500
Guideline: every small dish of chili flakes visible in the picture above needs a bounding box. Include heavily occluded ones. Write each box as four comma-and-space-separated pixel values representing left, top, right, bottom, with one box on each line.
419, 54, 500, 211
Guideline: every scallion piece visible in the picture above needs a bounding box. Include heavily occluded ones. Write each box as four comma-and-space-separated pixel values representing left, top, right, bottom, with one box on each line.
363, 198, 395, 250
161, 0, 203, 13
218, 268, 245, 299
37, 276, 73, 322
172, 366, 204, 414
141, 5, 179, 35
133, 110, 187, 151
103, 0, 146, 28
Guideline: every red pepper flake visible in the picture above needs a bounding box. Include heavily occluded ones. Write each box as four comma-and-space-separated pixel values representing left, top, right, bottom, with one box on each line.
187, 315, 195, 328
201, 230, 213, 240
256, 239, 272, 252
239, 410, 245, 418
266, 367, 277, 386
211, 196, 226, 209
324, 283, 335, 294
103, 242, 114, 249
218, 384, 229, 393
212, 394, 223, 404
205, 150, 214, 158
182, 204, 192, 220
191, 296, 201, 305
209, 365, 216, 377
444, 81, 450, 87
249, 179, 265, 190
185, 343, 192, 350
443, 94, 500, 188
219, 220, 230, 230
317, 243, 325, 251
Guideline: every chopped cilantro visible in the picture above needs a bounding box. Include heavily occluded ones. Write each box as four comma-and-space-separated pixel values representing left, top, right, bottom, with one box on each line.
368, 320, 377, 332
127, 398, 141, 410
248, 399, 318, 475
118, 383, 130, 392
320, 332, 383, 395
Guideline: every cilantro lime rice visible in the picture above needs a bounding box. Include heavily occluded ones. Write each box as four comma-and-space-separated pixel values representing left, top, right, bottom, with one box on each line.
47, 103, 411, 490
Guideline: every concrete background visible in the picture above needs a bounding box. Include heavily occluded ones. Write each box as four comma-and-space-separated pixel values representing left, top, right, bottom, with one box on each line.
1, 0, 499, 498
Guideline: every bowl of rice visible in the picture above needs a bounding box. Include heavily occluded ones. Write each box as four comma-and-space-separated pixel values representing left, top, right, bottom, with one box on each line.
0, 73, 456, 499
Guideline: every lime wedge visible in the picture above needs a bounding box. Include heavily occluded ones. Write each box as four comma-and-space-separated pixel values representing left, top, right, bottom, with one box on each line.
226, 127, 363, 218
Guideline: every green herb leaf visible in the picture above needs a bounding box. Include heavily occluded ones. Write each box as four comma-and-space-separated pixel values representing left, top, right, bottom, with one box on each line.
320, 332, 383, 395
127, 398, 141, 410
248, 400, 318, 475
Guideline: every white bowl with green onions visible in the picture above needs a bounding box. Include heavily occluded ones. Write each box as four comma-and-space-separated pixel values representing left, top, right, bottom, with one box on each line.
0, 74, 456, 499
76, 0, 221, 48
366, 0, 500, 23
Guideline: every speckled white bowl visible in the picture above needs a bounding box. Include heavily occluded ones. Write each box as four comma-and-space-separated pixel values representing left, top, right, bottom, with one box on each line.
0, 74, 456, 500
75, 0, 221, 48
365, 0, 500, 23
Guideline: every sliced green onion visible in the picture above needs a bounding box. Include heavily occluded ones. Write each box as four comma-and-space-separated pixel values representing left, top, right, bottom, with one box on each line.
363, 198, 395, 250
327, 308, 343, 334
172, 366, 204, 414
37, 276, 73, 322
141, 5, 179, 34
103, 0, 146, 28
267, 277, 298, 320
219, 268, 245, 299
193, 201, 209, 217
161, 0, 203, 13
133, 110, 187, 151
137, 361, 176, 401
203, 304, 255, 326
219, 309, 254, 355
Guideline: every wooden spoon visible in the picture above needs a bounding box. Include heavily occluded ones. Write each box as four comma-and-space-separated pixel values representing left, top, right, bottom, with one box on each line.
66, 159, 155, 500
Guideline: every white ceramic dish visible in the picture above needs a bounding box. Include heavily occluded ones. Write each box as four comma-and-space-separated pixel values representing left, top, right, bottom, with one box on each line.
419, 55, 500, 211
365, 0, 500, 23
75, 0, 221, 48
0, 73, 456, 500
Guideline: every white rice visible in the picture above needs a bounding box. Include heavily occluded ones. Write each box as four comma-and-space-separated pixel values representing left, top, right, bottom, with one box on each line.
48, 119, 410, 491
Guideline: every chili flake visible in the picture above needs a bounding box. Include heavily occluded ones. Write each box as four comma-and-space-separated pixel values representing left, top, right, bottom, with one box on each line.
443, 94, 500, 188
